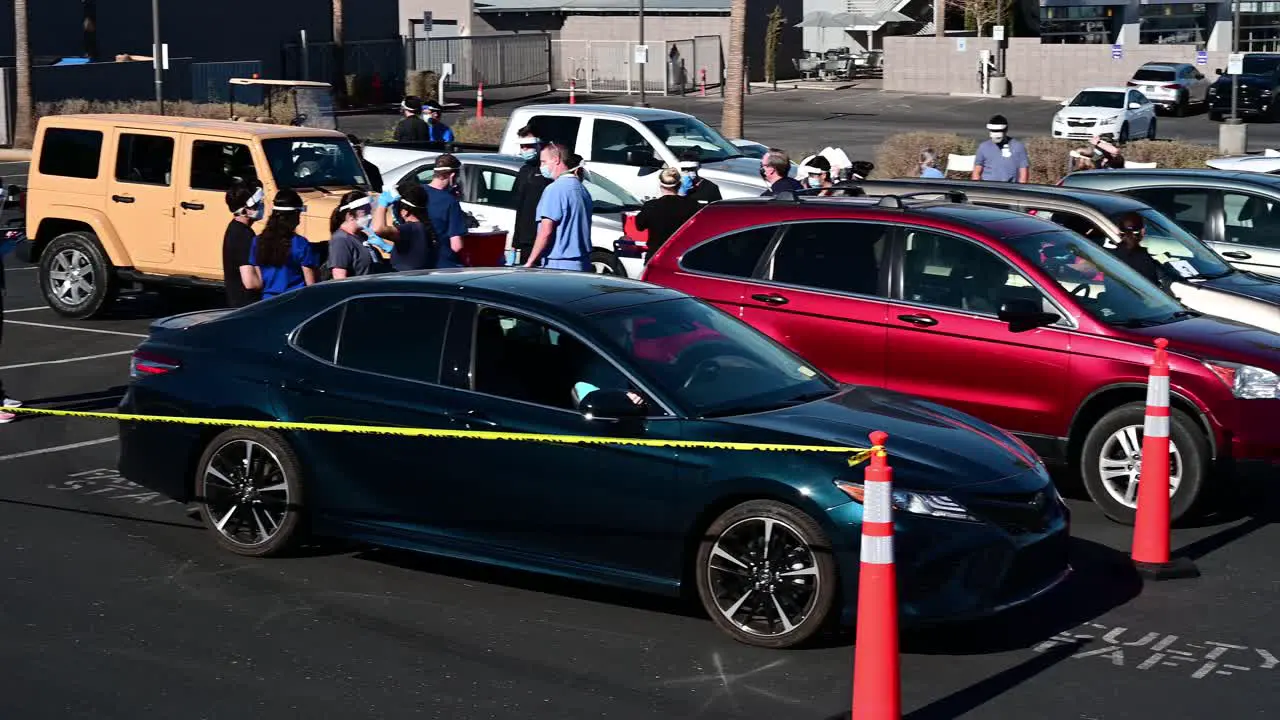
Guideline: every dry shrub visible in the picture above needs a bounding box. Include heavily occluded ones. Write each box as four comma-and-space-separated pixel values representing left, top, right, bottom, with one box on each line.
873, 132, 1218, 184
454, 116, 507, 145
35, 98, 295, 125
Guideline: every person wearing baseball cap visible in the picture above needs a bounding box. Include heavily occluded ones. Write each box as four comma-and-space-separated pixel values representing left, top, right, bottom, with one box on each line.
972, 114, 1029, 183
421, 100, 455, 143
394, 96, 431, 143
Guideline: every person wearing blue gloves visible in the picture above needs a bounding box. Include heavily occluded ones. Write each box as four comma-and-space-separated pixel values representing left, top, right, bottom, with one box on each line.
634, 167, 699, 261
371, 182, 437, 271
422, 100, 455, 144
677, 149, 721, 204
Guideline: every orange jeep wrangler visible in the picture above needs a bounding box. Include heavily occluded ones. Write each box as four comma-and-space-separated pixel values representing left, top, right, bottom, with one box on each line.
25, 114, 373, 318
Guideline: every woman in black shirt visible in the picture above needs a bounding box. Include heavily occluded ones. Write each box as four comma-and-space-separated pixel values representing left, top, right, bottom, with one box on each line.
221, 179, 264, 307
635, 167, 701, 260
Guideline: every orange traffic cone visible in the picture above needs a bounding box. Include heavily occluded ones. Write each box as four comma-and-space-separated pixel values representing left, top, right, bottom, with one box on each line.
476, 82, 484, 119
1131, 338, 1199, 580
851, 431, 900, 720
569, 78, 577, 104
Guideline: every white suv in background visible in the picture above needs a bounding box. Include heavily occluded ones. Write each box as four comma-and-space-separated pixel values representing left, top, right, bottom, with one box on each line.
1051, 87, 1158, 143
1127, 62, 1210, 116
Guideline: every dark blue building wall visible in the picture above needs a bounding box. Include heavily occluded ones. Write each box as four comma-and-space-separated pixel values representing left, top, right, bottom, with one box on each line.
0, 0, 399, 76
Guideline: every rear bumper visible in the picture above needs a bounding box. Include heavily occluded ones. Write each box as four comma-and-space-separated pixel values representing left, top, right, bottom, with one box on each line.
116, 389, 202, 502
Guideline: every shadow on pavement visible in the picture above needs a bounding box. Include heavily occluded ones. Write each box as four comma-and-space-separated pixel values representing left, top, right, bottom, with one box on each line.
1175, 482, 1279, 561
24, 385, 128, 411
0, 497, 201, 530
901, 537, 1140, 656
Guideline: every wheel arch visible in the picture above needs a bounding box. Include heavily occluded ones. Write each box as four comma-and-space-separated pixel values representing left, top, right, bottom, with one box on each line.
35, 209, 131, 267
185, 413, 300, 498
1066, 383, 1217, 464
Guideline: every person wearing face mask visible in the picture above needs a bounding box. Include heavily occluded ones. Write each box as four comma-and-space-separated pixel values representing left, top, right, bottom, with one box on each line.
511, 126, 552, 265
677, 149, 721, 204
420, 154, 468, 268
759, 149, 805, 196
972, 114, 1029, 183
422, 100, 456, 143
525, 142, 593, 271
394, 96, 431, 143
244, 189, 323, 300
328, 190, 390, 278
372, 183, 437, 271
1112, 212, 1163, 286
222, 179, 265, 308
634, 167, 700, 260
801, 156, 836, 195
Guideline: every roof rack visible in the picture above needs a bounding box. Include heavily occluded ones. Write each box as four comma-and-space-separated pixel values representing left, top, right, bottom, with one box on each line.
769, 187, 968, 207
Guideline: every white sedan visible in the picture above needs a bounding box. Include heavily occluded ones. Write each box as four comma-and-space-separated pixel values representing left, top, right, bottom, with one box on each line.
1206, 149, 1280, 173
1051, 87, 1158, 143
382, 153, 646, 278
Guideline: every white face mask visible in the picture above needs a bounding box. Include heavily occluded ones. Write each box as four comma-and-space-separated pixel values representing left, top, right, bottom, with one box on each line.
989, 131, 1007, 142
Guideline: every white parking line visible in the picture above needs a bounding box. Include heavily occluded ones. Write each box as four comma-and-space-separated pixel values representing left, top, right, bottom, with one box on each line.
3, 266, 37, 271
1, 306, 49, 314
0, 350, 135, 371
0, 437, 118, 463
5, 320, 147, 338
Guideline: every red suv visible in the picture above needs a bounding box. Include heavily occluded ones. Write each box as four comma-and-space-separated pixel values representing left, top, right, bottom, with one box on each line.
642, 192, 1280, 524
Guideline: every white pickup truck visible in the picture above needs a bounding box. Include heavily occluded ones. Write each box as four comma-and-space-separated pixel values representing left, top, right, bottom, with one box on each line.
362, 104, 775, 202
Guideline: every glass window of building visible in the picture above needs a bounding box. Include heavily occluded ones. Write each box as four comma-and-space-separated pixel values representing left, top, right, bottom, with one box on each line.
1139, 3, 1214, 45
1238, 3, 1280, 52
1040, 6, 1123, 44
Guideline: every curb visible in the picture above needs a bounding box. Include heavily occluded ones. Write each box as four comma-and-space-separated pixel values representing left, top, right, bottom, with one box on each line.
0, 149, 32, 161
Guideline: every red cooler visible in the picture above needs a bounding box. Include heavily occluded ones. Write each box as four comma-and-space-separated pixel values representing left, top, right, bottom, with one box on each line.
459, 230, 508, 267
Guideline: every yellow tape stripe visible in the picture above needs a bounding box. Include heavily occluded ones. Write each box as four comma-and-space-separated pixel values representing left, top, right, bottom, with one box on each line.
5, 406, 875, 461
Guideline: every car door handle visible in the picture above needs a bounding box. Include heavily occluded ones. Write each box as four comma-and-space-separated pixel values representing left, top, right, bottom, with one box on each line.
449, 410, 499, 428
181, 201, 204, 211
897, 313, 939, 327
1221, 250, 1252, 260
111, 195, 135, 204
750, 293, 790, 305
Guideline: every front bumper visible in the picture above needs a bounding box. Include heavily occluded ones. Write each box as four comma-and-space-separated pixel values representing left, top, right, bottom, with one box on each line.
1208, 96, 1273, 116
1227, 400, 1280, 467
1052, 120, 1122, 141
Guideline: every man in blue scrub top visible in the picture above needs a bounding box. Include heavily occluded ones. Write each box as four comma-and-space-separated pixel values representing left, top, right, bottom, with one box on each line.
422, 154, 468, 268
524, 142, 593, 271
972, 114, 1030, 183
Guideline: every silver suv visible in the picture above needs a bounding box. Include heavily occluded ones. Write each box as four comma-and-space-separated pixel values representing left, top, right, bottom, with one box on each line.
1127, 62, 1209, 116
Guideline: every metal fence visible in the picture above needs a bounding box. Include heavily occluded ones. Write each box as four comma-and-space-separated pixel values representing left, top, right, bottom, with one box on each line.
408, 34, 552, 91
551, 40, 668, 96
281, 38, 405, 101
665, 36, 724, 95
191, 61, 264, 104
32, 58, 194, 104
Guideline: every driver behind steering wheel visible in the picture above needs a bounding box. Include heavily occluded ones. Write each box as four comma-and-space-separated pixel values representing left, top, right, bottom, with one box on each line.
1111, 212, 1162, 286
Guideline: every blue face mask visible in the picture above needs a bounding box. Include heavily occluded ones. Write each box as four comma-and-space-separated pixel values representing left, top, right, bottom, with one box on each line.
248, 204, 265, 221
540, 165, 553, 179
679, 174, 694, 194
519, 148, 537, 161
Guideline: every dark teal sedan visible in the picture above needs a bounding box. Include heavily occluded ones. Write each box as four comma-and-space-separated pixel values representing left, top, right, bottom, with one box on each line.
118, 269, 1070, 648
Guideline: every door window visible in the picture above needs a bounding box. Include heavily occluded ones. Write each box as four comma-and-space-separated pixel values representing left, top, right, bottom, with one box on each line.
333, 296, 452, 384
1221, 191, 1280, 248
190, 140, 257, 191
38, 128, 103, 179
681, 226, 777, 278
471, 307, 646, 412
764, 221, 888, 297
1127, 188, 1210, 238
473, 168, 519, 209
527, 115, 582, 149
1022, 208, 1110, 245
115, 133, 175, 186
590, 120, 649, 164
901, 229, 1054, 316
292, 303, 345, 363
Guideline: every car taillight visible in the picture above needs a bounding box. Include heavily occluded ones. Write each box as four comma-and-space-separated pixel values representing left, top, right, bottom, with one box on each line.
1127, 81, 1138, 86
130, 349, 180, 378
1163, 84, 1181, 90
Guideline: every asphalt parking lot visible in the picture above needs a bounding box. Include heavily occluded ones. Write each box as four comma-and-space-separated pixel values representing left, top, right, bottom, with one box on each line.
2, 258, 1280, 718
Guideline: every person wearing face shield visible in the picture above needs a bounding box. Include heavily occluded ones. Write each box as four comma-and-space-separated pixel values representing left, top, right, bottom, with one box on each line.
328, 191, 390, 278
677, 149, 721, 204
801, 156, 836, 195
422, 100, 456, 143
1112, 211, 1163, 286
511, 125, 552, 264
222, 179, 265, 308
372, 183, 437, 271
394, 96, 431, 143
972, 114, 1029, 183
634, 167, 700, 259
244, 189, 323, 299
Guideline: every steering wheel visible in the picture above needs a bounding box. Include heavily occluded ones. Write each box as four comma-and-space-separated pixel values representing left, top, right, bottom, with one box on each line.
1071, 282, 1092, 298
669, 341, 740, 391
681, 358, 722, 391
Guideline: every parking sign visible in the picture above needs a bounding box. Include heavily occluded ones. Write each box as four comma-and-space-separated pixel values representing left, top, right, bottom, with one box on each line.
1196, 50, 1207, 65
1111, 44, 1123, 60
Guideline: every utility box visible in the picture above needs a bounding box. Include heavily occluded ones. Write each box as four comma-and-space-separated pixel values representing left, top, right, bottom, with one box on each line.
988, 74, 1011, 97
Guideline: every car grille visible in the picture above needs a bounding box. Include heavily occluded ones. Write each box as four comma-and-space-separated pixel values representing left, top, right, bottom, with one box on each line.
996, 530, 1070, 604
1065, 118, 1097, 128
964, 490, 1058, 535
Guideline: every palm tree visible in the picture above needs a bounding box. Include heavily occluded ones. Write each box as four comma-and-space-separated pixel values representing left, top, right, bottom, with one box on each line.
14, 0, 33, 148
722, 0, 746, 139
332, 0, 348, 107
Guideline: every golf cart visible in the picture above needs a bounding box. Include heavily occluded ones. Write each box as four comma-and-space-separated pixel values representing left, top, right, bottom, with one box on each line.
228, 78, 337, 130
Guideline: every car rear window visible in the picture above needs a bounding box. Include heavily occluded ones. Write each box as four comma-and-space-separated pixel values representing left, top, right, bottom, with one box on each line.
38, 128, 104, 179
1133, 69, 1176, 81
680, 226, 776, 278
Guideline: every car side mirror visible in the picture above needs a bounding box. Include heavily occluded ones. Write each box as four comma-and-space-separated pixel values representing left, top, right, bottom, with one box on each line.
1128, 102, 1142, 109
1059, 99, 1069, 107
625, 149, 660, 168
578, 388, 647, 421
997, 299, 1060, 333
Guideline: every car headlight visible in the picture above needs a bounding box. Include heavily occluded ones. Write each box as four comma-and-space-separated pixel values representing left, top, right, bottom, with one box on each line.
834, 481, 977, 521
1102, 115, 1120, 124
1204, 360, 1280, 399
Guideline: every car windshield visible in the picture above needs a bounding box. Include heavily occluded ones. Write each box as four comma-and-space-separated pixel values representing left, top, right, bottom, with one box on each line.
1133, 68, 1176, 81
1242, 56, 1280, 75
583, 171, 643, 213
1005, 229, 1189, 326
1110, 209, 1233, 279
643, 117, 743, 163
262, 137, 369, 190
586, 297, 838, 417
1069, 91, 1126, 108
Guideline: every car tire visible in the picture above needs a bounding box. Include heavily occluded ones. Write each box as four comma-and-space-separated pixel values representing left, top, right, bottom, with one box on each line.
694, 499, 839, 649
1079, 401, 1209, 526
1147, 118, 1158, 140
194, 428, 307, 558
1209, 111, 1223, 122
590, 248, 626, 277
38, 231, 119, 319
1118, 122, 1130, 144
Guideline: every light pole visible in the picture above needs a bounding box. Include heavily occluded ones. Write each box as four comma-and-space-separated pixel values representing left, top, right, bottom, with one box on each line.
638, 0, 648, 106
152, 0, 164, 114
1230, 0, 1240, 121
1220, 0, 1248, 154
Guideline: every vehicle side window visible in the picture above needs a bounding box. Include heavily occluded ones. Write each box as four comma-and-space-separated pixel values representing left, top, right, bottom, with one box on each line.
765, 221, 888, 296
293, 304, 345, 363
1222, 192, 1280, 248
38, 128, 103, 179
681, 226, 776, 278
1026, 208, 1110, 246
412, 164, 434, 185
335, 296, 451, 384
472, 307, 647, 412
590, 120, 649, 164
901, 229, 1055, 316
474, 169, 519, 209
527, 115, 582, 149
190, 140, 256, 191
1127, 188, 1209, 238
115, 133, 174, 186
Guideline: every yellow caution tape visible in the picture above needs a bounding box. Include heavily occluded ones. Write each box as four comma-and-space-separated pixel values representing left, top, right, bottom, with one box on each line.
5, 406, 877, 465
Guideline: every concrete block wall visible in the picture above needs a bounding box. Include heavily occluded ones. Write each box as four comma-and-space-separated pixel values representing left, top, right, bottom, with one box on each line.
885, 36, 1232, 99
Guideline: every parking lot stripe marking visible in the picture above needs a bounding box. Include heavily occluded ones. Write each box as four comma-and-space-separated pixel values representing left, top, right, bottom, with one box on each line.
0, 350, 135, 371
3, 266, 37, 271
2, 306, 50, 314
0, 437, 117, 463
5, 320, 147, 338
